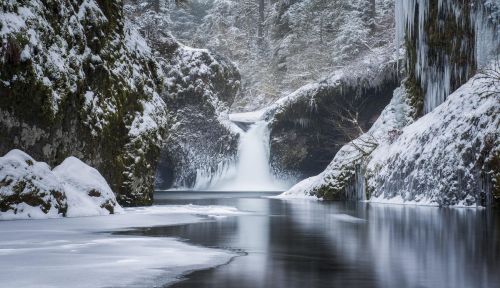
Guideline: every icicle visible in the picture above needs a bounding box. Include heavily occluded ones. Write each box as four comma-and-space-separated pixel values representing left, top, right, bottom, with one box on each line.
396, 0, 499, 114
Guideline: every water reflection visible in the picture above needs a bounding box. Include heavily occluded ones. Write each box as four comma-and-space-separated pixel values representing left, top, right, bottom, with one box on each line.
120, 192, 500, 288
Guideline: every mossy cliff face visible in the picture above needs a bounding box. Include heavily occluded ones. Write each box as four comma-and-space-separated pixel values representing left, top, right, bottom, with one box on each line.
400, 0, 478, 115
0, 0, 167, 206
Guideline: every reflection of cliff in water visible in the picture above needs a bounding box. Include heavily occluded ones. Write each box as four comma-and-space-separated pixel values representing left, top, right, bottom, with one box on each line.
121, 192, 500, 288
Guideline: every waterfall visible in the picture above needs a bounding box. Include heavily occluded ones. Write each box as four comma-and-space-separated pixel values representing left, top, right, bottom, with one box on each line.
233, 121, 278, 190
214, 121, 290, 191
194, 112, 291, 191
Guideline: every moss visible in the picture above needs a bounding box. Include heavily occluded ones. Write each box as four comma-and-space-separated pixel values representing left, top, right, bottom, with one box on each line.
0, 177, 13, 188
100, 199, 115, 214
0, 35, 58, 126
95, 0, 123, 34
12, 180, 27, 194
0, 179, 67, 216
88, 189, 101, 197
313, 168, 356, 200
404, 78, 424, 118
404, 0, 476, 118
489, 152, 500, 206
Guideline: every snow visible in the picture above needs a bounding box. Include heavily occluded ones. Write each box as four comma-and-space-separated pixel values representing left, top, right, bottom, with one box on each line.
367, 68, 500, 206
0, 150, 122, 220
0, 202, 62, 221
124, 22, 152, 56
270, 192, 319, 200
0, 150, 61, 195
0, 204, 243, 288
279, 85, 414, 199
229, 109, 267, 123
0, 12, 28, 36
281, 60, 499, 207
0, 149, 66, 220
128, 92, 168, 138
278, 175, 325, 199
126, 204, 244, 217
53, 157, 124, 217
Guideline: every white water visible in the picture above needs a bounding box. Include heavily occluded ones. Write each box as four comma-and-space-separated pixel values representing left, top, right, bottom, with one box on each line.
227, 121, 274, 190
212, 121, 290, 191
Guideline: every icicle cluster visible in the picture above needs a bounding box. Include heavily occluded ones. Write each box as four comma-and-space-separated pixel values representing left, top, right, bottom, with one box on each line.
396, 0, 499, 113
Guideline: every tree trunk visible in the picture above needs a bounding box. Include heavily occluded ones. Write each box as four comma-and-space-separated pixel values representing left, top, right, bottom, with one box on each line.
258, 0, 265, 46
154, 0, 160, 13
319, 15, 324, 45
369, 0, 376, 29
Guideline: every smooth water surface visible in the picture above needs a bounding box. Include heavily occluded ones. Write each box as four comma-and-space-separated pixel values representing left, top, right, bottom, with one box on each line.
121, 191, 500, 288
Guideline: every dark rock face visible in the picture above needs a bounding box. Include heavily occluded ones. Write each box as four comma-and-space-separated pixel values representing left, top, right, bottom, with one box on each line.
268, 61, 400, 179
155, 46, 241, 189
0, 0, 167, 206
123, 3, 242, 190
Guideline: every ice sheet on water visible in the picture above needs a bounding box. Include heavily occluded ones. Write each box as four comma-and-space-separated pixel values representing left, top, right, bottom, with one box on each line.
126, 204, 245, 216
0, 204, 243, 287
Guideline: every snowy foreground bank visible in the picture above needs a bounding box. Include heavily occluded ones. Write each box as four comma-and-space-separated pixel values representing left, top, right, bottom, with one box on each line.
0, 205, 243, 288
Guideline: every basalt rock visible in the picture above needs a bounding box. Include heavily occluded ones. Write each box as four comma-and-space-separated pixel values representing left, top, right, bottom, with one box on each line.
267, 51, 400, 179
123, 3, 242, 189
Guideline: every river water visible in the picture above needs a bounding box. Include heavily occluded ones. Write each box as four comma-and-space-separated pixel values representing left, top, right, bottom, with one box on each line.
120, 191, 500, 288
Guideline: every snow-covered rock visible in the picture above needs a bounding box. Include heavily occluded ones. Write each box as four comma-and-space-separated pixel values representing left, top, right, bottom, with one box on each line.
0, 150, 123, 220
53, 157, 123, 217
367, 73, 500, 206
279, 0, 499, 207
280, 84, 414, 200
158, 44, 241, 189
0, 150, 67, 219
282, 68, 499, 206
